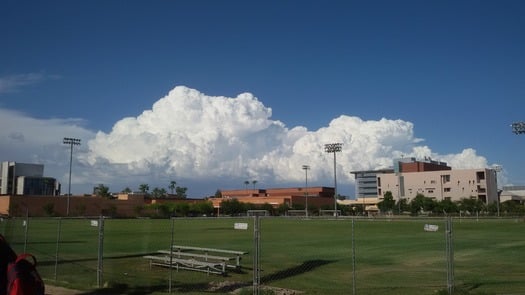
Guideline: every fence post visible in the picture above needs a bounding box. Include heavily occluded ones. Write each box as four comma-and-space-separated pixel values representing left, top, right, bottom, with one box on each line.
54, 217, 62, 282
253, 215, 260, 295
352, 218, 357, 295
23, 208, 29, 253
97, 215, 105, 288
445, 216, 454, 294
169, 217, 175, 294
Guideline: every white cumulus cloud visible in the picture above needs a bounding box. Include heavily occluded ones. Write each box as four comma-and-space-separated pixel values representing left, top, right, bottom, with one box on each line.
0, 86, 494, 196
81, 86, 492, 196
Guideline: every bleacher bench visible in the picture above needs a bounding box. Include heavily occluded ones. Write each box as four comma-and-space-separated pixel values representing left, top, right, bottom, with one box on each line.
171, 245, 247, 268
144, 254, 226, 275
144, 245, 248, 275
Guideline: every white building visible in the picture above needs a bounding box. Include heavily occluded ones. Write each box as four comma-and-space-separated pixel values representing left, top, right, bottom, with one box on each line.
499, 186, 525, 203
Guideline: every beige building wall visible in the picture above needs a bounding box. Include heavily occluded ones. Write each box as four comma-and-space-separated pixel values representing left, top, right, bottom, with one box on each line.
377, 168, 498, 204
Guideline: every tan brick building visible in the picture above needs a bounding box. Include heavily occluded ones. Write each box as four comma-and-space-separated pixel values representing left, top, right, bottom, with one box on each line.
210, 187, 336, 211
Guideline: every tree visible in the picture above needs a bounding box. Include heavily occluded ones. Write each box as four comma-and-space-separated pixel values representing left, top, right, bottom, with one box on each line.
337, 194, 347, 200
214, 189, 222, 198
500, 200, 525, 216
122, 187, 132, 194
396, 198, 410, 214
252, 180, 257, 190
43, 203, 55, 217
191, 202, 214, 216
409, 193, 436, 215
244, 181, 250, 190
220, 199, 245, 216
458, 197, 486, 215
277, 203, 290, 215
175, 186, 188, 199
435, 198, 458, 215
174, 203, 190, 216
378, 191, 395, 213
151, 187, 167, 199
95, 184, 112, 199
169, 181, 177, 195
139, 184, 149, 195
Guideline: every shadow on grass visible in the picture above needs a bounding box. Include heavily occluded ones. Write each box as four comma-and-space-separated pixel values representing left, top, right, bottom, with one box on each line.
261, 259, 335, 284
39, 252, 159, 267
75, 281, 223, 294
77, 283, 168, 295
49, 259, 335, 294
206, 259, 336, 293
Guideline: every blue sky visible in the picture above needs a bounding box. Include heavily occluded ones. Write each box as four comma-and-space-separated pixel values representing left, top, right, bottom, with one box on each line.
1, 1, 524, 197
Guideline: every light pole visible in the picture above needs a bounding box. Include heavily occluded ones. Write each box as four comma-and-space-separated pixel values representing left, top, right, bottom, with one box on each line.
324, 143, 342, 215
63, 137, 81, 216
396, 184, 401, 214
302, 165, 310, 218
493, 165, 502, 217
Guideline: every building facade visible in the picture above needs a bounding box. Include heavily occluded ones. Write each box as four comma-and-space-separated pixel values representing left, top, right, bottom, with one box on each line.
377, 160, 497, 204
499, 186, 525, 203
350, 168, 394, 200
0, 161, 60, 196
211, 187, 336, 211
351, 158, 498, 206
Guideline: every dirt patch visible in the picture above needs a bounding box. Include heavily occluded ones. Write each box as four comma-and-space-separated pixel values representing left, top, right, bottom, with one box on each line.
46, 282, 303, 295
209, 281, 303, 295
46, 285, 83, 295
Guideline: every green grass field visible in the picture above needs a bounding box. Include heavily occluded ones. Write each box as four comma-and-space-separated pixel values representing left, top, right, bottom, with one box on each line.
2, 217, 525, 294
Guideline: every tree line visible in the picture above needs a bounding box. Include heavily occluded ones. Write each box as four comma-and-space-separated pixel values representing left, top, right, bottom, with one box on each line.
376, 191, 525, 216
93, 180, 188, 199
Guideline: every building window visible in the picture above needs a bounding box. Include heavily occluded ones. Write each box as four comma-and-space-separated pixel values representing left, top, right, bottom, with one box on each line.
477, 171, 485, 180
444, 188, 451, 192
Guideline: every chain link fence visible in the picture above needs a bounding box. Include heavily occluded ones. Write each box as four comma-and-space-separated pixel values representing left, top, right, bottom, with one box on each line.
1, 215, 525, 294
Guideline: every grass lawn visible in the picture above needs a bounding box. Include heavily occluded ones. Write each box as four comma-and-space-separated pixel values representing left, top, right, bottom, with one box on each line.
2, 217, 525, 294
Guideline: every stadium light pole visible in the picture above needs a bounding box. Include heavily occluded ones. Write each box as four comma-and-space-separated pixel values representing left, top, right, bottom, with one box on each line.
302, 165, 310, 218
492, 165, 502, 217
63, 137, 81, 216
511, 122, 525, 134
324, 143, 342, 215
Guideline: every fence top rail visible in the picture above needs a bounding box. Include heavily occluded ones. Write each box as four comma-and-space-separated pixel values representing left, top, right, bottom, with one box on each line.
157, 250, 232, 261
171, 245, 248, 255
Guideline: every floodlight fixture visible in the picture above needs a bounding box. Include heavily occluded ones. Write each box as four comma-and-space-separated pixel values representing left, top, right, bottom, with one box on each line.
63, 137, 81, 216
511, 122, 525, 134
324, 143, 343, 214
